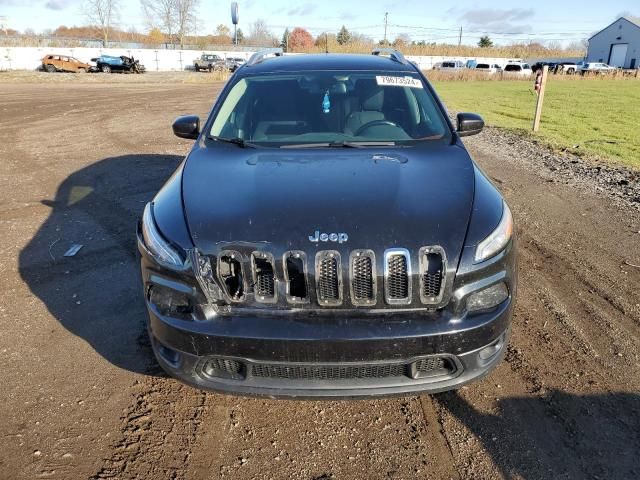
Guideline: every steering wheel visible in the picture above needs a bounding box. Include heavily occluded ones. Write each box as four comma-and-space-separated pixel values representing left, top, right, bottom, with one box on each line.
354, 120, 398, 137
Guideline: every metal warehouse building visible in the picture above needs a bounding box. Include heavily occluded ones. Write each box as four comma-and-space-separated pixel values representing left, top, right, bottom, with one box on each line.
587, 17, 640, 68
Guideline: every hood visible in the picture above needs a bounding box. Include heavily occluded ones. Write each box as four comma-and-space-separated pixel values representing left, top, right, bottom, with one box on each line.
182, 142, 475, 265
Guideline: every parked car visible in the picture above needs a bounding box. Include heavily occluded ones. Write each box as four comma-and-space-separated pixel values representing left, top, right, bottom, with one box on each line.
138, 48, 517, 398
41, 54, 91, 73
194, 54, 225, 72
224, 57, 247, 72
503, 62, 533, 76
230, 57, 246, 68
91, 55, 145, 74
475, 63, 502, 74
439, 60, 465, 71
580, 62, 616, 74
558, 62, 578, 74
531, 61, 561, 73
222, 58, 240, 72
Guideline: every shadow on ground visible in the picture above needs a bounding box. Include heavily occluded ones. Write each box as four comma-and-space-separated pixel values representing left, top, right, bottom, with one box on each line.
16, 154, 640, 479
19, 154, 182, 375
435, 389, 640, 479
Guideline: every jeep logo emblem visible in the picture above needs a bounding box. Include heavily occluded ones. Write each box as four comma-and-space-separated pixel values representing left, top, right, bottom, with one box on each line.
309, 230, 348, 244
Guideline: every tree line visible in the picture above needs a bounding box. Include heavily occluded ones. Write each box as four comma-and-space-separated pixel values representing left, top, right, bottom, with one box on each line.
25, 1, 585, 57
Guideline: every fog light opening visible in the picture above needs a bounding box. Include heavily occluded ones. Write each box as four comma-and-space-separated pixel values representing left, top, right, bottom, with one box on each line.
479, 335, 505, 362
202, 358, 246, 381
157, 344, 181, 367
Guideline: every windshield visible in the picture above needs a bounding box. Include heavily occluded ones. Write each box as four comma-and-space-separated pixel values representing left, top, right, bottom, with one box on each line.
209, 70, 450, 146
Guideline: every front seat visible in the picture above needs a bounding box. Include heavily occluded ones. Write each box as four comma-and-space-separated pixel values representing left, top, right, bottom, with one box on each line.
345, 81, 385, 136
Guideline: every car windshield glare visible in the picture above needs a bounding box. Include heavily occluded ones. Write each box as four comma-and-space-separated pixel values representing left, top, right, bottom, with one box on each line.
209, 71, 450, 146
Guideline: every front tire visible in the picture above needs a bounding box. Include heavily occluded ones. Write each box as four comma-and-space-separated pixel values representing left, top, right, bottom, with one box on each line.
45, 64, 56, 73
77, 68, 86, 74
101, 64, 111, 73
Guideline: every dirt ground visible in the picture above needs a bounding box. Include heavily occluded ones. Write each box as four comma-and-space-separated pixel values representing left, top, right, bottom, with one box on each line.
0, 77, 638, 480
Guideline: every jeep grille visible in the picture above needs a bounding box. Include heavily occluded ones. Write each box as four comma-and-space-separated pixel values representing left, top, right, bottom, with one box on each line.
199, 247, 446, 308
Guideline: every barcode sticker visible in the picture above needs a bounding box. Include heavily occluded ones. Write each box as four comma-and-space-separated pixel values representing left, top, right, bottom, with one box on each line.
375, 76, 422, 88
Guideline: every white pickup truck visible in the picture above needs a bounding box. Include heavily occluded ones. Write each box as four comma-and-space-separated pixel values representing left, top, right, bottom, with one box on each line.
193, 54, 225, 72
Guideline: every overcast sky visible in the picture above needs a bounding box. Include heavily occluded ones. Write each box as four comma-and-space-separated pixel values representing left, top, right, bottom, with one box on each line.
0, 0, 638, 45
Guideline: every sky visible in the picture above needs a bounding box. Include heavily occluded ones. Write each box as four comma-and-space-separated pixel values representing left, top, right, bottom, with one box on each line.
0, 0, 638, 45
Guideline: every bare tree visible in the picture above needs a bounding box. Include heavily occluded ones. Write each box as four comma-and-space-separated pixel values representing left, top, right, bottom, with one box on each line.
247, 19, 277, 46
140, 0, 198, 49
174, 0, 199, 49
83, 0, 120, 47
141, 0, 176, 47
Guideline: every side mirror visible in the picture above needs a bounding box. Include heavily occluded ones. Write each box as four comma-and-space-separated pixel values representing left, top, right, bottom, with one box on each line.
456, 112, 484, 137
172, 115, 200, 140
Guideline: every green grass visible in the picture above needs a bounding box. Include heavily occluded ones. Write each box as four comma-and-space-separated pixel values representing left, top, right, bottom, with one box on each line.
431, 79, 640, 168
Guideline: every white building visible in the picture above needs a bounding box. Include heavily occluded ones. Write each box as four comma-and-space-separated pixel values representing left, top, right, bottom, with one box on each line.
587, 17, 640, 68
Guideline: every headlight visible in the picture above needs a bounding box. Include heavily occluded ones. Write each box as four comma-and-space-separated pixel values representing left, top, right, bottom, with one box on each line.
467, 282, 509, 312
141, 203, 184, 268
475, 202, 513, 262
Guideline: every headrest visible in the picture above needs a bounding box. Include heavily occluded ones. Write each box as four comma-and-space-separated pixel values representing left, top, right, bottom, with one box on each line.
359, 80, 384, 110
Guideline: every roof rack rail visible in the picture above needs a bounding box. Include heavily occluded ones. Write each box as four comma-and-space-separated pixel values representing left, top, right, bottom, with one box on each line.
371, 48, 408, 65
246, 48, 284, 66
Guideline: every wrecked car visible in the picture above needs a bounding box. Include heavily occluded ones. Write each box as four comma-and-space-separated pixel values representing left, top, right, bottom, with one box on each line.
41, 55, 91, 73
138, 49, 517, 398
91, 55, 145, 74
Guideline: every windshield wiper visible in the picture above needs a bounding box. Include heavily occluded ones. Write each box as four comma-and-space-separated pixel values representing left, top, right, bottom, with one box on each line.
212, 136, 258, 148
281, 141, 396, 149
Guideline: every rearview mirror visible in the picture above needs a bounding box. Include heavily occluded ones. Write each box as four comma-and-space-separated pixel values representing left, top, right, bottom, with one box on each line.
172, 115, 200, 140
456, 113, 484, 137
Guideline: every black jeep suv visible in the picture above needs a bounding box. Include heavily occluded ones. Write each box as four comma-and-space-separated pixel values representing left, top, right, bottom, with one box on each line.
138, 49, 517, 398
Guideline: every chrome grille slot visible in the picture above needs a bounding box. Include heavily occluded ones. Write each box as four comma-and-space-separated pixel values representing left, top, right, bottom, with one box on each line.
251, 252, 276, 303
284, 251, 308, 303
350, 250, 376, 305
384, 248, 411, 305
316, 251, 342, 306
419, 246, 446, 304
218, 251, 244, 301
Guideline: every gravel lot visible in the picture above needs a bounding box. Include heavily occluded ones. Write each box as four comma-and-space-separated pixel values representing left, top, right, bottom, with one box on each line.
0, 76, 638, 479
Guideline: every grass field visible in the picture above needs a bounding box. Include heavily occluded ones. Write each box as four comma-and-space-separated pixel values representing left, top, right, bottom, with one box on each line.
431, 78, 640, 168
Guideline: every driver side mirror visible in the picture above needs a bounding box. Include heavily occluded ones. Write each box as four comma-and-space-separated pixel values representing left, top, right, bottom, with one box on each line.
172, 115, 200, 140
456, 112, 484, 137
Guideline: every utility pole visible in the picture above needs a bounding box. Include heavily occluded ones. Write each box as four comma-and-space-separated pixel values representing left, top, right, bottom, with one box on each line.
383, 12, 388, 45
533, 65, 549, 132
458, 26, 462, 46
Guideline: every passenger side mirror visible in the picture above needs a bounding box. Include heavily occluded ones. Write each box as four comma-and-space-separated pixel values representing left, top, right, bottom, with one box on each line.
172, 115, 200, 140
456, 113, 484, 137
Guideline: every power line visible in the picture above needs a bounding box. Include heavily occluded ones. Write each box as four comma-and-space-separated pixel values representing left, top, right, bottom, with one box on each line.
383, 12, 388, 44
389, 23, 592, 36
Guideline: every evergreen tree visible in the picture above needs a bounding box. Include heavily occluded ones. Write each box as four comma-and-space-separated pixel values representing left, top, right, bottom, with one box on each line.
478, 35, 493, 48
336, 25, 351, 45
281, 27, 290, 51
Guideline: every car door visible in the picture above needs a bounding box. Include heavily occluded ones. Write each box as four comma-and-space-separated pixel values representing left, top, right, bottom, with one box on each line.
50, 55, 63, 70
59, 56, 71, 72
